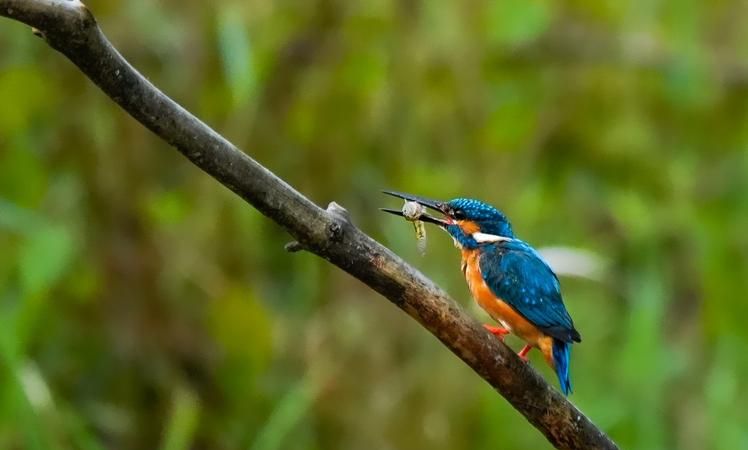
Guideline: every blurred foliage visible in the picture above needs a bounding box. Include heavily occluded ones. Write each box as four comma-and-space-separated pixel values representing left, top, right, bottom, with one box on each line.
1, 0, 748, 448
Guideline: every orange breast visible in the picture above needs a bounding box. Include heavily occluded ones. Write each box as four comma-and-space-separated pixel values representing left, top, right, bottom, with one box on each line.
462, 249, 551, 358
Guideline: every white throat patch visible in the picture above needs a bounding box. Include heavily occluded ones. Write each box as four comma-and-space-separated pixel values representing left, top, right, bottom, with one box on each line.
472, 232, 512, 243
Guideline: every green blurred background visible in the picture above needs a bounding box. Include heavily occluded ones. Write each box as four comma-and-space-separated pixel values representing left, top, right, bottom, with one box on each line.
1, 0, 747, 448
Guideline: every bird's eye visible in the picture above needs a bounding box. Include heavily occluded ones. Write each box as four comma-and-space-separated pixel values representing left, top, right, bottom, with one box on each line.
452, 209, 466, 220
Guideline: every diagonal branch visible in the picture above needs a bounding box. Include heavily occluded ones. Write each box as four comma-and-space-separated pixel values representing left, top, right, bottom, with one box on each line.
0, 1, 618, 449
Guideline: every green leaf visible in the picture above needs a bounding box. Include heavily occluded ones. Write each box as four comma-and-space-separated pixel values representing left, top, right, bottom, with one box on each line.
0, 142, 48, 207
0, 67, 52, 137
209, 288, 273, 373
160, 386, 200, 450
19, 226, 75, 296
217, 6, 256, 107
250, 378, 316, 450
486, 0, 552, 46
143, 189, 190, 226
0, 199, 43, 232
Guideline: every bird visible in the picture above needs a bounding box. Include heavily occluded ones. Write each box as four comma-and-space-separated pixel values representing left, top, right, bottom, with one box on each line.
382, 190, 581, 395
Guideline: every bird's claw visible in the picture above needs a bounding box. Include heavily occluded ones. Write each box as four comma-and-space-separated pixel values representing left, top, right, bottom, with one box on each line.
517, 344, 532, 362
483, 324, 510, 341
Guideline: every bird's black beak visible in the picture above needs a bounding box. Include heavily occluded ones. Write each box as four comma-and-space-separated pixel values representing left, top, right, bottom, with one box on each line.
380, 190, 450, 227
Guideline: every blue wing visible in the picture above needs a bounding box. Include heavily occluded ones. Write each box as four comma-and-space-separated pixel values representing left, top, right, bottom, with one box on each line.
478, 240, 581, 343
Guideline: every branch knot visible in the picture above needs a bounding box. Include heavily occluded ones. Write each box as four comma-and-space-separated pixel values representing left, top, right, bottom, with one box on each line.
325, 201, 352, 243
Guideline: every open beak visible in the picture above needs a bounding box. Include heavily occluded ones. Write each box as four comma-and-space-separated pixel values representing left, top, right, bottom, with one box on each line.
380, 190, 450, 227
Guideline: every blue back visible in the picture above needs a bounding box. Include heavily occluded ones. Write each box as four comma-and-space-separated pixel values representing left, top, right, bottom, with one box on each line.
478, 239, 581, 343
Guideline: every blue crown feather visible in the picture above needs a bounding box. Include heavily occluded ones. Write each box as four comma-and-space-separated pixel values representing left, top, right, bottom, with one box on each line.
447, 198, 514, 239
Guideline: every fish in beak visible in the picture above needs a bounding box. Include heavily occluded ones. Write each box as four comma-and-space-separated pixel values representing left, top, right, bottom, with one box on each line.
380, 190, 450, 227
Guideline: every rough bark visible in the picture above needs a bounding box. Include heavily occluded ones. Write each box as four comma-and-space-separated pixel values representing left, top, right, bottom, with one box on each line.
0, 2, 618, 449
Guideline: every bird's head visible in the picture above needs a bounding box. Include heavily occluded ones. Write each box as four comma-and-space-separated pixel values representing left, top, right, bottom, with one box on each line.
382, 191, 514, 249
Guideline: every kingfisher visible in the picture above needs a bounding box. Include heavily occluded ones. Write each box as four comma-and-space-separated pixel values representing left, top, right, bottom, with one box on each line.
382, 191, 581, 395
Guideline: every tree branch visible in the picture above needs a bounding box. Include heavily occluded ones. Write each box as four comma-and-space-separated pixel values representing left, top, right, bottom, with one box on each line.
0, 1, 618, 449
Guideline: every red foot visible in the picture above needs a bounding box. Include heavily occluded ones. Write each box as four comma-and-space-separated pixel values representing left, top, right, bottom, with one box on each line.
517, 344, 532, 362
483, 324, 510, 341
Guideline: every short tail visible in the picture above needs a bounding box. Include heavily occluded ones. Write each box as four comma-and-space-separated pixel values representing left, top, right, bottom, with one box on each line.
552, 339, 572, 395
